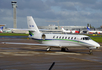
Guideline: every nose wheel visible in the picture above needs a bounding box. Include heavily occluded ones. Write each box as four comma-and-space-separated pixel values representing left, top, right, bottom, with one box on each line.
89, 49, 93, 54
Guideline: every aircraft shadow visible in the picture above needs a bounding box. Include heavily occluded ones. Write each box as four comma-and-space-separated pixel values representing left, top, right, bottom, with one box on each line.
18, 48, 90, 55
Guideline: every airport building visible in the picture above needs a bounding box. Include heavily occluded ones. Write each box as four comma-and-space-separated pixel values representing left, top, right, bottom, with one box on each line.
1, 25, 86, 34
38, 25, 86, 30
38, 25, 87, 33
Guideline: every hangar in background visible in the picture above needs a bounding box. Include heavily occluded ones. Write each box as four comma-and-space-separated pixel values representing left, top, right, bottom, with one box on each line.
38, 25, 86, 30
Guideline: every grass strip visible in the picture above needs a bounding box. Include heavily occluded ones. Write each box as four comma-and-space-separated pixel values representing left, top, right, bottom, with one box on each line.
90, 37, 102, 42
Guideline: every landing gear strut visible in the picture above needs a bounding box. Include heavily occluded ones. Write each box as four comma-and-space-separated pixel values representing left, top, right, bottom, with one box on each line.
89, 49, 93, 54
47, 47, 51, 51
61, 48, 68, 52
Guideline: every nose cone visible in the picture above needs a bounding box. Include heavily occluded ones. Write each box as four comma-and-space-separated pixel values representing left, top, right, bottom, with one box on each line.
94, 42, 100, 49
90, 40, 100, 48
87, 40, 100, 49
96, 43, 100, 47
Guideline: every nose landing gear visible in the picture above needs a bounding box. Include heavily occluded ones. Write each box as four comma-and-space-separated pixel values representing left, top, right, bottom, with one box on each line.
89, 49, 93, 55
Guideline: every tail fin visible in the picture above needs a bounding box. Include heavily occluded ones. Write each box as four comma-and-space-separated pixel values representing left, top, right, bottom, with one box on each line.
87, 27, 91, 31
27, 16, 40, 33
61, 27, 66, 32
1, 26, 3, 30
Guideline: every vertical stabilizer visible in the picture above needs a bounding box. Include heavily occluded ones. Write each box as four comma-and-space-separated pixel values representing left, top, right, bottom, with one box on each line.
0, 26, 3, 30
62, 27, 66, 32
27, 16, 40, 33
87, 27, 91, 31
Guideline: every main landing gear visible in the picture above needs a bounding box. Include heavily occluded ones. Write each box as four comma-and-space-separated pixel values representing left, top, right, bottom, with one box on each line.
47, 47, 51, 51
46, 47, 69, 52
61, 48, 69, 52
46, 47, 93, 54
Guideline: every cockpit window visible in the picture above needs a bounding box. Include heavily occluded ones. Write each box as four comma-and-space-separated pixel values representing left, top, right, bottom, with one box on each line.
81, 37, 91, 40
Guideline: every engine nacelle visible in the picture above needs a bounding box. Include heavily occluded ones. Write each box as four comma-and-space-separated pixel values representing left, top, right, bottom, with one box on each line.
29, 32, 46, 40
41, 34, 46, 40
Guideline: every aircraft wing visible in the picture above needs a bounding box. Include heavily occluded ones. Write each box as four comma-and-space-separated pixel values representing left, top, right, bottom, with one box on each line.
8, 28, 36, 31
1, 42, 59, 47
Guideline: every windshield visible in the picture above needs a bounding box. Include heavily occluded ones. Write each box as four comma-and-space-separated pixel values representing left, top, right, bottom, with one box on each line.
81, 37, 91, 40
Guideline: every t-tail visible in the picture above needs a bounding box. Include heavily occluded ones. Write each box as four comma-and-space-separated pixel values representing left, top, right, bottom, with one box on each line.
62, 27, 66, 32
27, 16, 41, 37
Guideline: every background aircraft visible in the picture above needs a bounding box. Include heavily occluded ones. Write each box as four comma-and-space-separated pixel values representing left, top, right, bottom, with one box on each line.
87, 27, 102, 34
71, 30, 80, 33
0, 26, 3, 33
61, 27, 72, 33
61, 27, 79, 34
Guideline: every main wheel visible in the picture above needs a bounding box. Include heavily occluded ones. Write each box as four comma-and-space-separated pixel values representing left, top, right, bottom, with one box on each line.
47, 47, 51, 51
61, 48, 68, 52
61, 48, 65, 51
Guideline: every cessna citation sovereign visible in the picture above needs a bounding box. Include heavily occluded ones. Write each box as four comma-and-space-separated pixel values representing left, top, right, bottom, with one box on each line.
2, 16, 100, 54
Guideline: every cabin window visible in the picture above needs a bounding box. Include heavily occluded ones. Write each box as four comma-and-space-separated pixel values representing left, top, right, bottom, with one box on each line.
74, 37, 76, 40
53, 36, 55, 38
62, 37, 64, 39
59, 36, 61, 39
65, 37, 67, 39
56, 36, 58, 38
68, 37, 70, 39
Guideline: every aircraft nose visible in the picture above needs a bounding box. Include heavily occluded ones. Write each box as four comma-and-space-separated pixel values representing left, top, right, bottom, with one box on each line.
95, 43, 100, 49
97, 44, 100, 47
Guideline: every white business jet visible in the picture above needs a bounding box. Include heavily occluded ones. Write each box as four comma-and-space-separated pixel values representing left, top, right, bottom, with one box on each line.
2, 16, 100, 54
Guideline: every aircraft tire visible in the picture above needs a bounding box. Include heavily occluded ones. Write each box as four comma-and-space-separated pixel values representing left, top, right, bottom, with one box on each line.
61, 48, 68, 52
89, 49, 93, 55
47, 47, 51, 51
61, 48, 65, 51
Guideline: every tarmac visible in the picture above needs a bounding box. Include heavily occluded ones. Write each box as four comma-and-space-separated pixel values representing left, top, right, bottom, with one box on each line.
0, 39, 102, 70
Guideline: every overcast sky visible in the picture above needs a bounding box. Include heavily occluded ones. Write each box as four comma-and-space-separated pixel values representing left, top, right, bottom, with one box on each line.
0, 0, 102, 28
